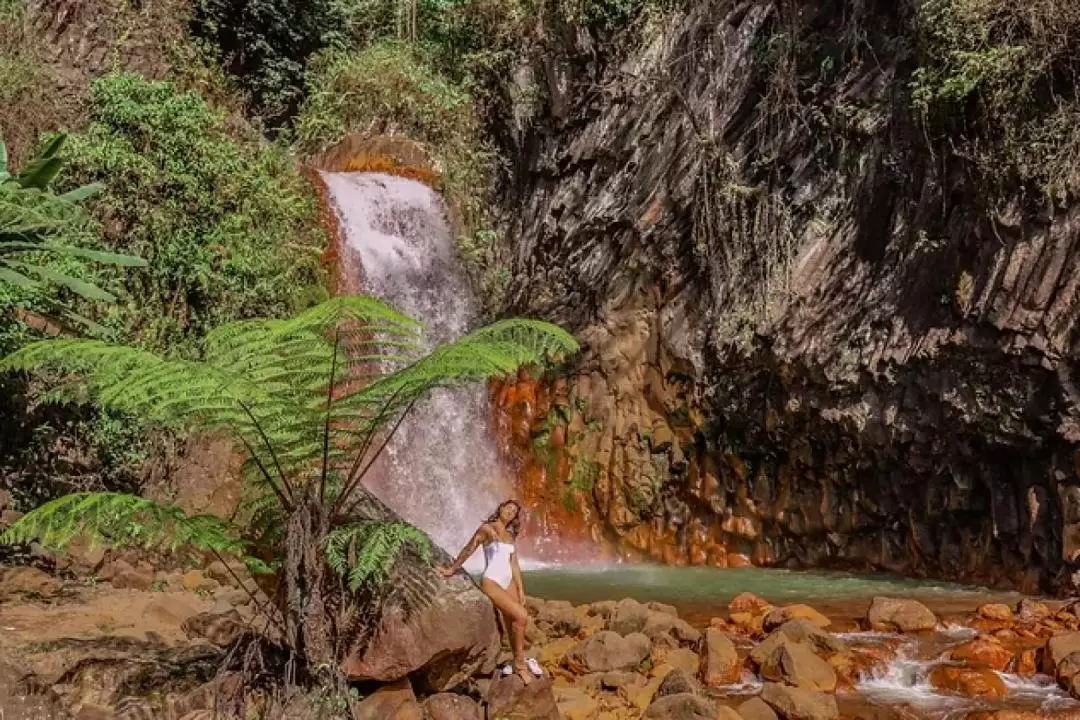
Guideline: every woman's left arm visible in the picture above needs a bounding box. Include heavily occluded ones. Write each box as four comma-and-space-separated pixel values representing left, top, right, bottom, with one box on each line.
511, 551, 526, 605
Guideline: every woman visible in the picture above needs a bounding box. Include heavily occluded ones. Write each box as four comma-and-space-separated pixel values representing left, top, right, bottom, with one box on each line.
439, 499, 539, 684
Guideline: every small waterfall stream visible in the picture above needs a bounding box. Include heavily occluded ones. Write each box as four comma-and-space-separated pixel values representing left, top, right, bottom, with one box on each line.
321, 171, 511, 573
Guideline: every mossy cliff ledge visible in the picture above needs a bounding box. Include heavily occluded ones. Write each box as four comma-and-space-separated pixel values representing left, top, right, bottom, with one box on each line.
498, 0, 1080, 593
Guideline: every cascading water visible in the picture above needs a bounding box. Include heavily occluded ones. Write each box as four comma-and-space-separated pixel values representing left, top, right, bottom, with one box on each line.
320, 171, 511, 573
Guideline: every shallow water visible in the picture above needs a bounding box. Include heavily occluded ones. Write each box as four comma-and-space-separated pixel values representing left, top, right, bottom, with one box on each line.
523, 563, 1021, 626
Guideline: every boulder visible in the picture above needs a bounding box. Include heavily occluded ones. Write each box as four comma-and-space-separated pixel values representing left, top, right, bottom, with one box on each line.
486, 676, 560, 720
1017, 599, 1051, 623
588, 600, 617, 619
601, 670, 647, 691
656, 668, 701, 697
642, 693, 717, 719
343, 574, 500, 692
643, 611, 702, 646
763, 605, 831, 632
535, 601, 583, 638
553, 686, 599, 720
738, 697, 780, 720
730, 612, 766, 636
701, 628, 741, 686
1044, 633, 1080, 675
610, 598, 650, 635
182, 610, 247, 647
759, 683, 839, 720
352, 679, 422, 720
866, 597, 937, 633
1056, 651, 1080, 686
0, 509, 22, 527
750, 623, 843, 667
181, 569, 217, 593
978, 604, 1015, 623
948, 637, 1013, 671
0, 566, 60, 601
566, 631, 651, 673
648, 602, 679, 617
537, 636, 578, 669
0, 661, 65, 719
928, 665, 1008, 699
660, 647, 700, 676
759, 640, 837, 692
729, 592, 772, 615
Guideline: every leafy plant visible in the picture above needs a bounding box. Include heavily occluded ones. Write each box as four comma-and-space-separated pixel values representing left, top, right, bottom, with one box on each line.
0, 134, 146, 327
1, 296, 578, 675
60, 73, 326, 354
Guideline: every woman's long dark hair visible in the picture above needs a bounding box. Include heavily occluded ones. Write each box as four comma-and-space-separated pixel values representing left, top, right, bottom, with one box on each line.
488, 500, 521, 539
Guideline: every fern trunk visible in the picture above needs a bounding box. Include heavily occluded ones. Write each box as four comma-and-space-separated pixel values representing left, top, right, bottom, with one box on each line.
283, 495, 340, 676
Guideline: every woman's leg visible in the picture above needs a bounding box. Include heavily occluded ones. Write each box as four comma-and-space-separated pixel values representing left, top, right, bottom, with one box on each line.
481, 578, 531, 684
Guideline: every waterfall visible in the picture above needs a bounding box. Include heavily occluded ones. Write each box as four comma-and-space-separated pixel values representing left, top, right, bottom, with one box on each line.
320, 171, 510, 573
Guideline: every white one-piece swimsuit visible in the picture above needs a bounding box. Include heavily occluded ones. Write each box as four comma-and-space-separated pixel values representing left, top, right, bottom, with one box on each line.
482, 541, 515, 590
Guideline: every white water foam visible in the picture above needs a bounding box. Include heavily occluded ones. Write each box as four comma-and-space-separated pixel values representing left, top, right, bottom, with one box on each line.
321, 171, 512, 573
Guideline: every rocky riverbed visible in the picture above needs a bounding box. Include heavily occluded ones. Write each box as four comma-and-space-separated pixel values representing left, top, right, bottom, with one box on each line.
5, 545, 1080, 720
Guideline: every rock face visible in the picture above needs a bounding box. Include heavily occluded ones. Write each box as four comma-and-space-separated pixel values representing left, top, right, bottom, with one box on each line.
342, 573, 500, 691
492, 0, 1080, 594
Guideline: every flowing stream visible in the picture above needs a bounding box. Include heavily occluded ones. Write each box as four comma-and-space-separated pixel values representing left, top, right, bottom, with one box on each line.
321, 171, 510, 573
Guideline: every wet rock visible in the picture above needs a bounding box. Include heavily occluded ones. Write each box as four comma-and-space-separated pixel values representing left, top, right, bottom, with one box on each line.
928, 665, 1008, 699
486, 676, 559, 720
1045, 633, 1080, 675
701, 628, 741, 686
566, 631, 651, 673
949, 637, 1014, 671
827, 650, 887, 686
642, 693, 716, 719
656, 668, 701, 697
553, 685, 598, 720
751, 622, 843, 667
759, 639, 837, 692
343, 574, 499, 692
866, 597, 937, 633
730, 592, 772, 615
352, 678, 422, 720
978, 604, 1015, 622
760, 682, 839, 720
0, 566, 60, 601
739, 697, 780, 720
610, 598, 650, 635
763, 605, 831, 632
1015, 648, 1039, 676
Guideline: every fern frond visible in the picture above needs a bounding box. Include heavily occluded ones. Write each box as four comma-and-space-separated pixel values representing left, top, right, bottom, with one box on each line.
325, 521, 432, 592
0, 492, 251, 560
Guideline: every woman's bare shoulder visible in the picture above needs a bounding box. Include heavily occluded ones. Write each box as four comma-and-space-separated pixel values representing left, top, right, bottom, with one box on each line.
475, 522, 496, 541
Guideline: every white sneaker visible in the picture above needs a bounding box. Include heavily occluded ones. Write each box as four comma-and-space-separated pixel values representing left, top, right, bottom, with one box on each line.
501, 663, 513, 676
526, 657, 543, 677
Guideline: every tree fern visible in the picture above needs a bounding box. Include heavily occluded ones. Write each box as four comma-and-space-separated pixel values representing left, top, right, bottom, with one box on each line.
0, 492, 265, 571
3, 296, 577, 666
325, 522, 431, 592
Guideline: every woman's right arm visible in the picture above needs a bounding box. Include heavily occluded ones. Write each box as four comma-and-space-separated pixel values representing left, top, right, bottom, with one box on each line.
439, 525, 489, 577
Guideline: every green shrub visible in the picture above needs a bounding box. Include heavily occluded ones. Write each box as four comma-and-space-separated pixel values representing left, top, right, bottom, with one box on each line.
297, 41, 492, 218
59, 73, 327, 355
912, 0, 1080, 196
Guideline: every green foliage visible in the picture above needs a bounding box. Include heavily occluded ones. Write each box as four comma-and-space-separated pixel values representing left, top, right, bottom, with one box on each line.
60, 73, 326, 352
192, 0, 356, 124
0, 491, 258, 567
0, 134, 146, 327
326, 521, 431, 591
3, 296, 578, 602
297, 42, 491, 216
911, 0, 1080, 196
